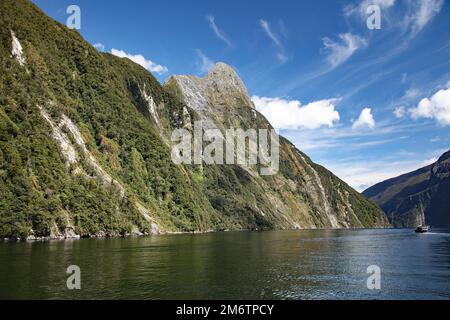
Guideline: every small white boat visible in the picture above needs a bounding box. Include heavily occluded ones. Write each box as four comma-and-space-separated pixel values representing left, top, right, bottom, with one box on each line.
415, 226, 430, 233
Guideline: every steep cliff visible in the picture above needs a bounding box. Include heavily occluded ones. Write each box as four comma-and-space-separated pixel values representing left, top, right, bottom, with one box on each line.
0, 0, 388, 239
165, 63, 389, 230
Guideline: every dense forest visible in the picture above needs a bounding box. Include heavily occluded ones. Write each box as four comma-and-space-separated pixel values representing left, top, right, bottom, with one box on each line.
0, 0, 388, 239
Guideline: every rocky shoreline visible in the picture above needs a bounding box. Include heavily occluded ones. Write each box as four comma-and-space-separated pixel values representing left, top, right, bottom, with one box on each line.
1, 228, 230, 242
1, 226, 394, 243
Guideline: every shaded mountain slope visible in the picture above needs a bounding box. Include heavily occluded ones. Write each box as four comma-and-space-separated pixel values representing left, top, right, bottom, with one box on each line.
363, 150, 450, 227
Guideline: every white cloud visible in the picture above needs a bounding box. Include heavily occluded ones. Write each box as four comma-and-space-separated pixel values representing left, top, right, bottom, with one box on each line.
404, 0, 444, 37
394, 106, 406, 118
322, 33, 367, 68
195, 49, 215, 74
410, 86, 450, 125
93, 43, 105, 51
251, 96, 340, 130
353, 108, 376, 129
111, 49, 168, 75
206, 15, 232, 47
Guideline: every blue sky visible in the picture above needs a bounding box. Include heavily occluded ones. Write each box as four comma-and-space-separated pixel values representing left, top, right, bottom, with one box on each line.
33, 0, 450, 191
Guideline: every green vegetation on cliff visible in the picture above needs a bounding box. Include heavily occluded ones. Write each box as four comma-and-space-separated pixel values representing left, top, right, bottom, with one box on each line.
0, 0, 388, 239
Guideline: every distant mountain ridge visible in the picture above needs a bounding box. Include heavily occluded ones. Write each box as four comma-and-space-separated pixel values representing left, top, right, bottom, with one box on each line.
363, 150, 450, 227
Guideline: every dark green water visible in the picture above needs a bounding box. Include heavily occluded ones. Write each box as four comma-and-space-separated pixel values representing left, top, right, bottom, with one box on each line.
0, 229, 449, 300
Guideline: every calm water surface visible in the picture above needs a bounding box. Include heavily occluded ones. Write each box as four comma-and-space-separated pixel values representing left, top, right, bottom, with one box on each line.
0, 229, 449, 299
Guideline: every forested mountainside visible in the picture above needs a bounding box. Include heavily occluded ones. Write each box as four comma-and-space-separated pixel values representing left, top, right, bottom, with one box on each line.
364, 150, 450, 228
0, 0, 388, 239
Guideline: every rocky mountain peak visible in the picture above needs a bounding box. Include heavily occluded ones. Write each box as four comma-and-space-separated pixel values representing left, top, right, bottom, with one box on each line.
165, 62, 255, 115
205, 62, 251, 105
206, 62, 240, 82
437, 149, 450, 163
432, 149, 450, 179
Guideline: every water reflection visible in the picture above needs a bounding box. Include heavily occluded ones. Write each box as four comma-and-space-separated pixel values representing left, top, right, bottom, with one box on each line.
0, 229, 449, 299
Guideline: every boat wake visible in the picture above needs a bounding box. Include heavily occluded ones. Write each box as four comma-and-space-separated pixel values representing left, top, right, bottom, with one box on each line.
421, 232, 450, 236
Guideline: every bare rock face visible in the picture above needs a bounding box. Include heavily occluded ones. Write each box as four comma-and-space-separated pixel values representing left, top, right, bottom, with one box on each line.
10, 30, 26, 66
203, 62, 254, 109
168, 62, 253, 111
165, 63, 256, 133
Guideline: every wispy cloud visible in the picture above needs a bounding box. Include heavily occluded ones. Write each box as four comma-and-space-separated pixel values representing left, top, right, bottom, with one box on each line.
322, 33, 367, 69
403, 0, 444, 38
402, 87, 423, 101
111, 49, 168, 75
288, 120, 426, 152
430, 136, 441, 142
321, 154, 437, 191
279, 20, 289, 39
276, 53, 288, 64
206, 15, 232, 47
252, 96, 340, 130
401, 73, 408, 84
195, 49, 215, 74
343, 0, 443, 38
394, 106, 406, 118
259, 19, 288, 63
282, 117, 436, 190
259, 19, 282, 48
